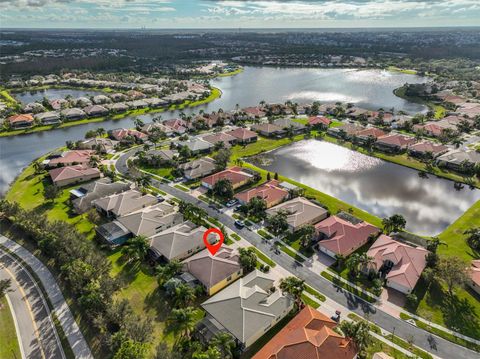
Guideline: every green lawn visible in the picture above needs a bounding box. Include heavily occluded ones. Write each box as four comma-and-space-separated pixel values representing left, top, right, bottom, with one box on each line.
250, 247, 276, 267
0, 297, 21, 359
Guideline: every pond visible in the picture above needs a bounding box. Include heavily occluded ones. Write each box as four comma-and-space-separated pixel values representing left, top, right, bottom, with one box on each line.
13, 88, 105, 105
0, 66, 428, 193
249, 139, 480, 236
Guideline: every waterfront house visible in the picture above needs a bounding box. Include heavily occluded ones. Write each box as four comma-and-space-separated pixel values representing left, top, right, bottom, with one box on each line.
374, 133, 416, 153
408, 141, 449, 159
201, 166, 254, 190
182, 246, 243, 295
163, 118, 189, 135
251, 123, 286, 138
49, 165, 101, 187
327, 123, 363, 139
252, 306, 357, 359
436, 149, 480, 172
179, 157, 217, 180
234, 180, 289, 208
6, 114, 34, 129
84, 104, 109, 117
46, 150, 94, 168
353, 127, 387, 145
23, 102, 45, 114
74, 97, 92, 107
109, 93, 127, 102
107, 102, 129, 113
61, 107, 86, 121
141, 121, 174, 136
200, 270, 293, 349
226, 128, 258, 144
366, 235, 428, 294
148, 221, 217, 262
92, 95, 111, 104
109, 128, 147, 142
78, 137, 118, 153
126, 90, 146, 99
50, 98, 68, 110
469, 260, 480, 295
93, 189, 158, 218
35, 111, 61, 125
266, 197, 328, 233
144, 97, 168, 108
70, 178, 130, 213
316, 216, 380, 258
128, 99, 149, 109
242, 106, 266, 119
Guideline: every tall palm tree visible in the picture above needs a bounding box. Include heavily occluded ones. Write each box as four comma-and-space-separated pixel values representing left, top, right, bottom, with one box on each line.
346, 253, 361, 277
339, 319, 371, 352
279, 276, 305, 309
121, 235, 149, 263
426, 237, 447, 253
464, 228, 480, 250
157, 260, 183, 286
167, 307, 199, 340
173, 284, 196, 308
211, 332, 236, 359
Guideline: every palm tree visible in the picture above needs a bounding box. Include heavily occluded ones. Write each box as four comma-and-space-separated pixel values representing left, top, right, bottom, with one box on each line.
121, 235, 149, 263
279, 276, 305, 309
346, 253, 361, 277
464, 228, 480, 250
334, 254, 346, 269
382, 214, 406, 234
89, 155, 100, 167
133, 118, 144, 131
297, 225, 315, 248
340, 319, 371, 352
451, 137, 465, 149
167, 307, 199, 340
426, 237, 447, 253
157, 260, 183, 286
211, 332, 236, 359
173, 284, 196, 308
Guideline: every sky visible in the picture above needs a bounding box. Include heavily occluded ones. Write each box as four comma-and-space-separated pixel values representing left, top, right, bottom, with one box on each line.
1, 0, 480, 29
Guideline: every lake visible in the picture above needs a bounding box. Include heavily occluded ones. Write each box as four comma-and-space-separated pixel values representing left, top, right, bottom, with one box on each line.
13, 88, 105, 105
0, 66, 427, 193
250, 139, 480, 236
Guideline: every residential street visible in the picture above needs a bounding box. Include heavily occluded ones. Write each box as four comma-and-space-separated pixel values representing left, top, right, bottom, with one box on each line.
116, 147, 479, 359
0, 247, 64, 359
0, 236, 94, 359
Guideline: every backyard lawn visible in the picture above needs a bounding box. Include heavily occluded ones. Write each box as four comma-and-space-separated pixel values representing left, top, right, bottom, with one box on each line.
0, 297, 21, 359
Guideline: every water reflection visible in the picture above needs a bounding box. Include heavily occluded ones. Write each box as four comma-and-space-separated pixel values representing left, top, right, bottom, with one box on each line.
253, 140, 480, 236
14, 88, 104, 105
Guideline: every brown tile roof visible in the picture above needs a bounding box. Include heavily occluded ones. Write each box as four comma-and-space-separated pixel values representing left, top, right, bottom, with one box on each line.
252, 306, 357, 359
376, 133, 416, 148
227, 127, 258, 141
308, 116, 331, 126
470, 260, 480, 288
234, 180, 288, 207
202, 132, 237, 146
202, 166, 252, 187
408, 141, 448, 155
49, 165, 100, 183
49, 150, 95, 166
356, 127, 386, 139
251, 123, 284, 134
110, 128, 147, 140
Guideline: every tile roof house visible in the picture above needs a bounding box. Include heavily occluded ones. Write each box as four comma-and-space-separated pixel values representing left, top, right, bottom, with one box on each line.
78, 137, 118, 153
84, 104, 109, 117
6, 114, 34, 129
436, 150, 480, 172
35, 111, 61, 125
93, 189, 158, 218
50, 98, 69, 110
202, 132, 237, 148
202, 166, 254, 190
243, 106, 266, 118
182, 246, 243, 295
266, 197, 328, 233
201, 270, 294, 349
273, 118, 307, 134
353, 127, 387, 144
251, 123, 286, 138
316, 216, 380, 258
163, 118, 189, 134
107, 102, 129, 113
70, 179, 130, 214
61, 107, 86, 120
141, 122, 174, 136
175, 138, 214, 154
374, 133, 416, 153
46, 150, 94, 168
179, 157, 217, 180
308, 116, 331, 128
49, 165, 101, 187
327, 123, 363, 139
92, 95, 112, 104
413, 122, 454, 137
366, 235, 428, 294
252, 305, 357, 359
149, 221, 217, 262
109, 128, 147, 142
226, 128, 258, 144
235, 180, 289, 208
468, 260, 480, 295
408, 141, 449, 159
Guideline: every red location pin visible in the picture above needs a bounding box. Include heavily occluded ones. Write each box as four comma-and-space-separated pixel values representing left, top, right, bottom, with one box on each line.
203, 228, 224, 256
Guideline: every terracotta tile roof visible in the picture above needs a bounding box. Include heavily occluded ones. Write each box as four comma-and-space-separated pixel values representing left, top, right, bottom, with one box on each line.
376, 133, 416, 148
243, 107, 266, 117
7, 114, 34, 124
367, 235, 428, 291
234, 180, 288, 207
49, 150, 94, 166
227, 128, 258, 141
470, 260, 480, 288
356, 127, 386, 139
202, 132, 237, 146
202, 166, 252, 187
110, 128, 146, 140
49, 165, 100, 183
316, 216, 380, 256
308, 116, 331, 126
252, 306, 357, 359
409, 141, 448, 155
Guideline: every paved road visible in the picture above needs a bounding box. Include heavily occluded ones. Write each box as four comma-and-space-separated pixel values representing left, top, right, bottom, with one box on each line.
117, 148, 479, 359
0, 236, 94, 359
0, 249, 65, 359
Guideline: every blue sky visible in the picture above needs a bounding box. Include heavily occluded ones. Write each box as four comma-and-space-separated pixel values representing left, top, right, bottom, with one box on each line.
1, 0, 480, 29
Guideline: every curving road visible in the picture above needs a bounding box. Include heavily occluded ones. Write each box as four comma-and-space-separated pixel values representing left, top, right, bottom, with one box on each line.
117, 147, 479, 359
0, 236, 94, 359
0, 249, 65, 359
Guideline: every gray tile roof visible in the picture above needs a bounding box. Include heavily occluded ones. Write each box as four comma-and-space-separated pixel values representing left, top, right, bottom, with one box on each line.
201, 270, 293, 346
93, 189, 158, 217
266, 197, 328, 229
72, 179, 130, 213
179, 157, 216, 179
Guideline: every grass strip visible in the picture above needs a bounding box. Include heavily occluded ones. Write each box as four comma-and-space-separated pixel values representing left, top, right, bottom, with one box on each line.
321, 271, 376, 303
249, 247, 276, 267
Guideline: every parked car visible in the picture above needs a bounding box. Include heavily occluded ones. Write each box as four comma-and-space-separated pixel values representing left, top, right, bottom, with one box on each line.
156, 195, 165, 202
226, 199, 238, 207
234, 220, 245, 229
233, 204, 243, 212
331, 310, 341, 322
